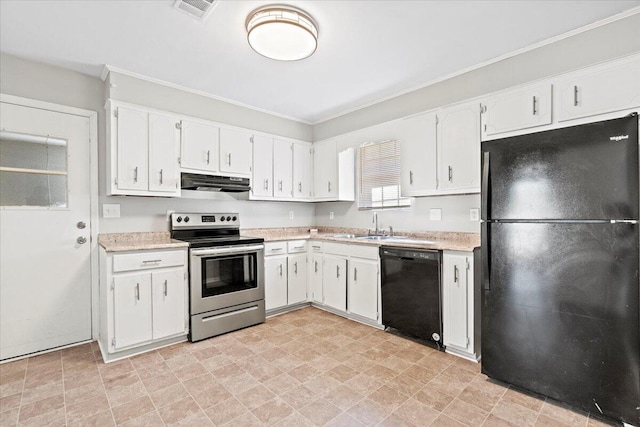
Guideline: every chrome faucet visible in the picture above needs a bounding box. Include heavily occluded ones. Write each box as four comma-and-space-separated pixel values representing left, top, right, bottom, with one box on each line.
373, 212, 379, 235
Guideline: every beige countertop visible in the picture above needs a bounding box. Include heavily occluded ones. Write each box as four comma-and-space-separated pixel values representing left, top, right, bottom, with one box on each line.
98, 232, 189, 252
241, 227, 480, 252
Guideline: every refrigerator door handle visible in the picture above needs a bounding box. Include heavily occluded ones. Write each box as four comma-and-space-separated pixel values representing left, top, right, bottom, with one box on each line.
482, 152, 490, 220
481, 221, 490, 291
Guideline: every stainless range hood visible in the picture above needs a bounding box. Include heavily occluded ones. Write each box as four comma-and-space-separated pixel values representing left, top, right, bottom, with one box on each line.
181, 173, 250, 192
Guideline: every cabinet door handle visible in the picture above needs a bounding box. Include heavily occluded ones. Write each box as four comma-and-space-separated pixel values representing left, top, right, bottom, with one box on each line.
279, 180, 283, 191
573, 85, 578, 106
136, 283, 140, 300
206, 150, 211, 165
336, 265, 340, 278
354, 267, 358, 282
409, 171, 413, 185
454, 265, 459, 283
133, 166, 138, 183
163, 279, 168, 296
328, 181, 332, 192
142, 259, 162, 264
532, 96, 537, 115
314, 261, 318, 273
159, 169, 164, 185
227, 153, 232, 166
448, 166, 453, 182
279, 264, 283, 276
298, 182, 302, 193
294, 262, 298, 275
264, 179, 268, 190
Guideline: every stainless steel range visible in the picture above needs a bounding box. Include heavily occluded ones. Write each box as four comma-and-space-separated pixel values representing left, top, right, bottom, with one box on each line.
170, 213, 265, 342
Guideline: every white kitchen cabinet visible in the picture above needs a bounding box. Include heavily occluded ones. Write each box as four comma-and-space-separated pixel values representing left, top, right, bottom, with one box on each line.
116, 106, 148, 192
322, 255, 347, 312
148, 112, 181, 193
442, 251, 475, 358
481, 82, 552, 139
151, 269, 186, 340
273, 139, 293, 198
437, 101, 481, 193
557, 56, 640, 122
108, 103, 181, 196
400, 111, 438, 196
348, 258, 379, 321
313, 139, 337, 199
293, 142, 313, 200
310, 252, 324, 304
99, 248, 188, 362
265, 255, 288, 311
180, 119, 219, 173
219, 128, 252, 176
251, 135, 273, 198
113, 272, 152, 349
287, 253, 307, 305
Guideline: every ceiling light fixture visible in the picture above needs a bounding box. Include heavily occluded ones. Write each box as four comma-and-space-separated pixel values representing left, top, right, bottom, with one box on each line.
246, 5, 318, 61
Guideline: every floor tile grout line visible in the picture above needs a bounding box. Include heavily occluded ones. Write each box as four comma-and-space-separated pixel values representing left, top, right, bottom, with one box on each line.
130, 353, 166, 427
94, 351, 119, 427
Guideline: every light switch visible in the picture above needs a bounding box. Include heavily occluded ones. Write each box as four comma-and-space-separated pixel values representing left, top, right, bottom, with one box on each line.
470, 208, 480, 221
289, 211, 294, 220
103, 204, 120, 218
329, 212, 334, 220
429, 208, 442, 221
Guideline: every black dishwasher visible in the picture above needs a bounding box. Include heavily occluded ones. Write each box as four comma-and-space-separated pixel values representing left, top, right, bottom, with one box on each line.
380, 246, 443, 349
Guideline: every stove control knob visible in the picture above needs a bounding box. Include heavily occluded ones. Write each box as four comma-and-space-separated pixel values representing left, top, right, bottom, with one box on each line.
184, 216, 190, 223
226, 216, 232, 221
220, 216, 225, 222
232, 216, 237, 221
176, 216, 182, 223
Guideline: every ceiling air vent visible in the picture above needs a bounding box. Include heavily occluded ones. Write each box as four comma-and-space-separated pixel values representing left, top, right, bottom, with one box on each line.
174, 0, 218, 21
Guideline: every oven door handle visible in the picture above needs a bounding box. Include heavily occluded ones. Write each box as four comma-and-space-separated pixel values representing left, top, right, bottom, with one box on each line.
191, 244, 264, 257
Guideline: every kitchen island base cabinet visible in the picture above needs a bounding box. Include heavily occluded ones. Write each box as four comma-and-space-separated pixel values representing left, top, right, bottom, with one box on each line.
99, 248, 188, 363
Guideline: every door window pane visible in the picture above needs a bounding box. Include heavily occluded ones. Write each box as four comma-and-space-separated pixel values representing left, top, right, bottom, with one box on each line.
0, 131, 68, 207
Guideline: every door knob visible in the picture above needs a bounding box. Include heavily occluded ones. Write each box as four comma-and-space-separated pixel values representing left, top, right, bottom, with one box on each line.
77, 236, 87, 244
77, 221, 86, 229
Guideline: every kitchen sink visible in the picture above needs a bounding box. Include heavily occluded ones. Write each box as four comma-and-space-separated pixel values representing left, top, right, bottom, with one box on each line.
329, 234, 357, 238
356, 235, 406, 241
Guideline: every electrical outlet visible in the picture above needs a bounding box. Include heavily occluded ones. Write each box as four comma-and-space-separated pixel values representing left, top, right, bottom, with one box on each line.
470, 208, 479, 221
289, 211, 294, 220
329, 212, 334, 220
429, 208, 442, 221
102, 204, 120, 218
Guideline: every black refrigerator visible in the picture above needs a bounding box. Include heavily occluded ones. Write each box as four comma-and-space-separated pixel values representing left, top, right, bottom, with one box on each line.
481, 114, 639, 425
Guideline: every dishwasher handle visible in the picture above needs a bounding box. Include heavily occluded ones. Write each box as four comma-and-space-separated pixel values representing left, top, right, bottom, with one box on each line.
380, 247, 440, 262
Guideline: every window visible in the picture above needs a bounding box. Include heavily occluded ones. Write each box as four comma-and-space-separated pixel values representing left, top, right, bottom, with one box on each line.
358, 140, 410, 209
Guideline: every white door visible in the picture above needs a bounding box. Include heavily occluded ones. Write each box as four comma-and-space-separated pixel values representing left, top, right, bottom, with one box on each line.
0, 101, 93, 360
117, 107, 148, 191
180, 120, 219, 172
264, 256, 287, 310
442, 253, 470, 351
400, 112, 438, 196
151, 268, 185, 340
293, 142, 312, 200
310, 253, 323, 304
148, 112, 180, 194
287, 253, 307, 304
323, 256, 347, 311
219, 128, 252, 175
273, 139, 293, 198
113, 273, 152, 349
252, 135, 273, 198
348, 259, 378, 321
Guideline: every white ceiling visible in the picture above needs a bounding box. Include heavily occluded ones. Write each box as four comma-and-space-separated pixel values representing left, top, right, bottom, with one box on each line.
1, 1, 639, 124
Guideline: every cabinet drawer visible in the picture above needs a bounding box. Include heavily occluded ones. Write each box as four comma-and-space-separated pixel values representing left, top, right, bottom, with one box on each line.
264, 242, 287, 256
287, 240, 307, 253
309, 240, 323, 253
113, 250, 184, 273
323, 242, 350, 257
349, 244, 379, 260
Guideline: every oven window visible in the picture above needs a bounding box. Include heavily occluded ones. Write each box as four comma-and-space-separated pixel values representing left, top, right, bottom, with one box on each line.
201, 253, 257, 297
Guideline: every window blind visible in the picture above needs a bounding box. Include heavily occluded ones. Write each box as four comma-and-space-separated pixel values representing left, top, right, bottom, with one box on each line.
358, 140, 410, 209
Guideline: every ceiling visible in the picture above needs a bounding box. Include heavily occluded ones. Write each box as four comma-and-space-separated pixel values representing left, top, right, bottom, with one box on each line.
1, 1, 639, 124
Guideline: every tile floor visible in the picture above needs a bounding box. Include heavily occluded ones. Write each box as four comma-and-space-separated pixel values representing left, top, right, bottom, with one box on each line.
0, 307, 617, 427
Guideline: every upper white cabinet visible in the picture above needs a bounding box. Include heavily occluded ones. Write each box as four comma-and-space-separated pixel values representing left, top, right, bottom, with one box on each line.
108, 102, 180, 196
293, 142, 313, 200
251, 135, 273, 198
557, 56, 640, 122
313, 140, 355, 201
437, 101, 481, 193
273, 139, 293, 198
180, 120, 219, 173
219, 128, 252, 176
400, 111, 438, 197
482, 82, 552, 138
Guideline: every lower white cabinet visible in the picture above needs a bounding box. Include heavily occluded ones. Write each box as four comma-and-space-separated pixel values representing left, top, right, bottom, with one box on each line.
442, 251, 476, 359
348, 258, 379, 321
265, 255, 288, 310
264, 241, 308, 312
310, 252, 324, 304
288, 253, 307, 305
99, 248, 188, 362
322, 255, 347, 312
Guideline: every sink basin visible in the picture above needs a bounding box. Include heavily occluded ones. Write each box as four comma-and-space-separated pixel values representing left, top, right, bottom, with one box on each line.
355, 235, 436, 245
329, 234, 357, 238
355, 235, 407, 241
